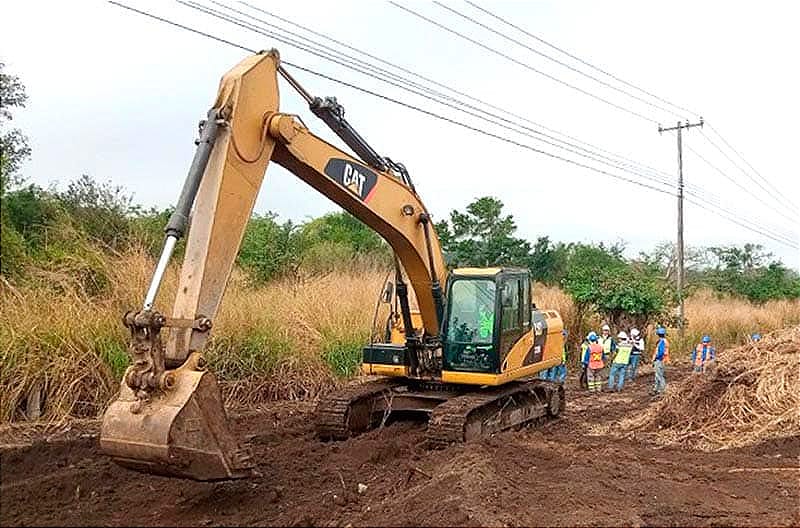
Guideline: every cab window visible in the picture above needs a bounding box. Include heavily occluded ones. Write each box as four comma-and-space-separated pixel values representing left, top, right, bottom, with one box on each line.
500, 278, 521, 331
446, 279, 496, 344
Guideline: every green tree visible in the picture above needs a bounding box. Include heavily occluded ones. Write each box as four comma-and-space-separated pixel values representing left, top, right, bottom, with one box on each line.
561, 243, 671, 330
301, 211, 386, 254
56, 174, 136, 250
529, 236, 569, 284
0, 62, 30, 193
704, 244, 800, 302
237, 213, 304, 283
436, 197, 532, 268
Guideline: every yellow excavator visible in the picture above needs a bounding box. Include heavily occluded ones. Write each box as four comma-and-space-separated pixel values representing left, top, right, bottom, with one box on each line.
100, 50, 565, 481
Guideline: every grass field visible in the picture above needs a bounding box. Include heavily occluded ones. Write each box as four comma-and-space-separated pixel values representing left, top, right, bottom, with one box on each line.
1, 249, 798, 424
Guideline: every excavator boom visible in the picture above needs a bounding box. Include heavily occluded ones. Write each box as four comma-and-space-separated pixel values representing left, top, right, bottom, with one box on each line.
101, 50, 445, 480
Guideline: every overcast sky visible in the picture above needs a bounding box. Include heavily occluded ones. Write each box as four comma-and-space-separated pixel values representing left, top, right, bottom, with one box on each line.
3, 0, 798, 267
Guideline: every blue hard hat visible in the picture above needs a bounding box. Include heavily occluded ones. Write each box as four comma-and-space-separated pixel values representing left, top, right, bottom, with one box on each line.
562, 329, 568, 336
656, 327, 667, 336
702, 335, 711, 343
588, 331, 598, 342
751, 333, 761, 341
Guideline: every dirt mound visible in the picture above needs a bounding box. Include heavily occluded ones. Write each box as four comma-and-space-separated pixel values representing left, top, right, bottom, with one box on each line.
624, 326, 800, 450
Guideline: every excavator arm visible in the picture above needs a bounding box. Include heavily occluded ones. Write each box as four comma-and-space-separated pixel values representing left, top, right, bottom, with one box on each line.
101, 50, 446, 480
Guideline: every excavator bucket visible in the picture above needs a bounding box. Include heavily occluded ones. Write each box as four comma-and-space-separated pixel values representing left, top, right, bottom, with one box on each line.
100, 353, 255, 481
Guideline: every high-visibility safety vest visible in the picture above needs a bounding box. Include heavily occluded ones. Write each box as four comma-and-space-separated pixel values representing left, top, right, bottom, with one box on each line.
561, 342, 568, 364
478, 309, 494, 340
694, 344, 714, 366
599, 335, 614, 354
588, 343, 604, 369
613, 343, 633, 365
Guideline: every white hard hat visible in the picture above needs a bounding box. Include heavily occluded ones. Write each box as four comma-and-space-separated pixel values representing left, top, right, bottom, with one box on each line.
617, 331, 628, 340
630, 328, 640, 337
602, 324, 611, 331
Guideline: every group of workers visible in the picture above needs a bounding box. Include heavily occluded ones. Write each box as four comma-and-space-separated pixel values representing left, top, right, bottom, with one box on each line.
578, 324, 658, 393
540, 323, 731, 397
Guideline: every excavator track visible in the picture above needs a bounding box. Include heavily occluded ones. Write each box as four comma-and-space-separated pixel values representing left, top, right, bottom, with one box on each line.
315, 378, 404, 440
426, 379, 565, 448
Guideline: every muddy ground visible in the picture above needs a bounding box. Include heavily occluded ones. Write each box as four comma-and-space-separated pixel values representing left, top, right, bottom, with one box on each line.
2, 368, 798, 527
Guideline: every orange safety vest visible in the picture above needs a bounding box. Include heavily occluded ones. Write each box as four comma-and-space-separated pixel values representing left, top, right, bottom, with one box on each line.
695, 344, 713, 366
588, 343, 604, 369
656, 338, 670, 364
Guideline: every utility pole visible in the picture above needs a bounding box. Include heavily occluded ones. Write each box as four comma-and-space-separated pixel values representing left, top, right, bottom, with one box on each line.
658, 118, 703, 340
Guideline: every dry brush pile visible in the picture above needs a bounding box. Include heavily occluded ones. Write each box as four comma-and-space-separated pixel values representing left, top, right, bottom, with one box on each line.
623, 326, 800, 450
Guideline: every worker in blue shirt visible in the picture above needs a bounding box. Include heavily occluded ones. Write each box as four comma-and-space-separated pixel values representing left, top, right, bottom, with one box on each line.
650, 327, 669, 396
692, 335, 716, 373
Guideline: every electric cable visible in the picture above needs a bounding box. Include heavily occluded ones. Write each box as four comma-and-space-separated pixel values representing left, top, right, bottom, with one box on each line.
389, 1, 658, 124
185, 0, 680, 192
700, 128, 796, 217
106, 1, 799, 250
463, 0, 700, 118
434, 1, 685, 121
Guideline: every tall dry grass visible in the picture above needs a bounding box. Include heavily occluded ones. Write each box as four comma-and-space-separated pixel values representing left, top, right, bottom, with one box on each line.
2, 255, 798, 425
0, 247, 388, 423
677, 289, 800, 356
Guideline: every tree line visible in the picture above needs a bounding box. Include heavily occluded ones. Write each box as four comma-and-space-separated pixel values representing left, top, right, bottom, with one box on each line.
2, 62, 797, 312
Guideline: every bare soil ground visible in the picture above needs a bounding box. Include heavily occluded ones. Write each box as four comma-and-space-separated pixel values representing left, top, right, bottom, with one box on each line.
2, 368, 798, 527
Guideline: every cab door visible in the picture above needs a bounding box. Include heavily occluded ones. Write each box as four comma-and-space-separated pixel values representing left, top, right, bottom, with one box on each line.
498, 273, 528, 366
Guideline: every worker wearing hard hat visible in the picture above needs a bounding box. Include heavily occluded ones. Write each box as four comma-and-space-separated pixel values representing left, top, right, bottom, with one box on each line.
598, 324, 616, 385
627, 328, 645, 382
651, 327, 670, 396
582, 332, 605, 393
692, 335, 716, 373
751, 333, 762, 342
608, 331, 633, 392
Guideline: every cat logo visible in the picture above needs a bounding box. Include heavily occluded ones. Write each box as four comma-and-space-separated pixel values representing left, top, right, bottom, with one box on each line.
342, 163, 366, 196
323, 158, 379, 202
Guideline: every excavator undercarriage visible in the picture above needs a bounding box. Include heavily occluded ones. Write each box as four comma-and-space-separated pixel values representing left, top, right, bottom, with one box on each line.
315, 378, 565, 447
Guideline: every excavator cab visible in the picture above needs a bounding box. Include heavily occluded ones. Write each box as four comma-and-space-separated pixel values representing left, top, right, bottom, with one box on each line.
442, 268, 531, 374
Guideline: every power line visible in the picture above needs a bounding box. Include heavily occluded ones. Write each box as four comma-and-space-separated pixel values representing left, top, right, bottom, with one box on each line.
463, 0, 700, 119
684, 195, 798, 249
706, 123, 798, 211
698, 129, 798, 219
388, 1, 658, 124
106, 1, 799, 250
427, 1, 795, 240
684, 142, 798, 226
186, 0, 680, 192
239, 0, 686, 188
215, 0, 667, 183
434, 1, 685, 121
231, 1, 725, 204
186, 0, 677, 194
683, 187, 796, 245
